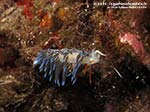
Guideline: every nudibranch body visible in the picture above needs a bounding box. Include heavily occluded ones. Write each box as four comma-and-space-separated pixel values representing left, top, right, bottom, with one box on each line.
33, 48, 106, 86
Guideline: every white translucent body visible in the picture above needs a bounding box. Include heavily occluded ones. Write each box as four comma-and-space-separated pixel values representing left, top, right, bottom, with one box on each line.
58, 50, 106, 65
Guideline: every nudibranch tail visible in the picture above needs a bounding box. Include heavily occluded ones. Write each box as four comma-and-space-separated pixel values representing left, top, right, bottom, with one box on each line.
33, 48, 105, 86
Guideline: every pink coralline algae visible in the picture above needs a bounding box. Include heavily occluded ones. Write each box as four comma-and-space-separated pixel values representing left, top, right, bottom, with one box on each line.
119, 32, 146, 58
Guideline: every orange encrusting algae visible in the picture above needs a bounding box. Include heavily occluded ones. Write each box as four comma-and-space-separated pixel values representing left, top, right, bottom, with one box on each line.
17, 0, 34, 20
39, 13, 53, 28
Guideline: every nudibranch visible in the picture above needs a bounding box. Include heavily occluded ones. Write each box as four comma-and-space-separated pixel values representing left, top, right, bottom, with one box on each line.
33, 48, 106, 86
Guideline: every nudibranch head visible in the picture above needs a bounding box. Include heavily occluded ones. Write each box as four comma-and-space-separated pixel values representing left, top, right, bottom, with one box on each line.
88, 49, 106, 65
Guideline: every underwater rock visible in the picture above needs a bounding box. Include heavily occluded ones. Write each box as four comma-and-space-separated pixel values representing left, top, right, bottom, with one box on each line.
0, 47, 19, 66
